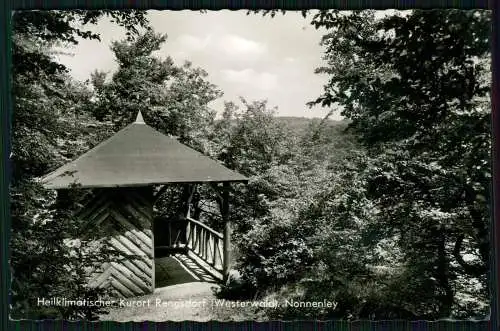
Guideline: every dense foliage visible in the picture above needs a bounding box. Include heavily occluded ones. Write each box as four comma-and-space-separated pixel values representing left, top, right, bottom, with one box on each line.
218, 9, 491, 321
90, 30, 222, 151
9, 10, 150, 319
10, 8, 492, 321
305, 9, 491, 319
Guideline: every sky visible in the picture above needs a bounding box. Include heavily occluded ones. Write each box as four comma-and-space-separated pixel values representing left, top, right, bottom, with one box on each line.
55, 10, 341, 119
56, 10, 406, 120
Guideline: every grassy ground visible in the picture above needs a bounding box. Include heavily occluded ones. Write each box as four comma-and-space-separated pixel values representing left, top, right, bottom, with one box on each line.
154, 256, 198, 288
99, 281, 266, 322
100, 257, 266, 321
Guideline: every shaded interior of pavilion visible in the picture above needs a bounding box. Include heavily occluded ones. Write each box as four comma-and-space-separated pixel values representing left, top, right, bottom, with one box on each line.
152, 182, 235, 287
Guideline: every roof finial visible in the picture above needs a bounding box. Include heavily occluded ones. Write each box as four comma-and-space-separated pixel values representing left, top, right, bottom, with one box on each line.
135, 111, 145, 124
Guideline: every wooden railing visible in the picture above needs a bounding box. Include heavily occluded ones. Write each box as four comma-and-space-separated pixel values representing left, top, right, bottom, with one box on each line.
155, 216, 227, 281
185, 216, 224, 273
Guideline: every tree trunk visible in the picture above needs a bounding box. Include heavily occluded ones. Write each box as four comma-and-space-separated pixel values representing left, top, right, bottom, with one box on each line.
435, 230, 454, 317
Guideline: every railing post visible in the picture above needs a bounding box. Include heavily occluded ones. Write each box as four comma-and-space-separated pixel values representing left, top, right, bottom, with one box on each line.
187, 221, 190, 248
222, 182, 231, 283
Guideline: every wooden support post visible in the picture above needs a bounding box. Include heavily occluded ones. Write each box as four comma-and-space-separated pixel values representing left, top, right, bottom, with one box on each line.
221, 182, 231, 283
181, 184, 190, 216
181, 184, 196, 217
180, 184, 193, 246
209, 182, 224, 213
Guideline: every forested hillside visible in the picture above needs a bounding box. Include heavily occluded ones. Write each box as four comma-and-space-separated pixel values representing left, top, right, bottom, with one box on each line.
8, 9, 491, 321
273, 116, 349, 135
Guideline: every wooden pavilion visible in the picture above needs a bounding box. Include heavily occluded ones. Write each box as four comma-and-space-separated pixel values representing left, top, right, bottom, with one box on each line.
40, 111, 248, 298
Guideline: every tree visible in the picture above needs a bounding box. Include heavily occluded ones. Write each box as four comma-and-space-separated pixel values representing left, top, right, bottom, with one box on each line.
90, 30, 222, 153
9, 10, 151, 319
212, 99, 369, 307
9, 58, 117, 320
212, 100, 299, 230
87, 29, 225, 231
12, 10, 150, 82
309, 9, 491, 318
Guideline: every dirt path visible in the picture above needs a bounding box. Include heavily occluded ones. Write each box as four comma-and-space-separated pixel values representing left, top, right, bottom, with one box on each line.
100, 282, 264, 322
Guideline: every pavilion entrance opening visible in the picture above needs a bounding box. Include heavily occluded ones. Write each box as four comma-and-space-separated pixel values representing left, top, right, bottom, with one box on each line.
152, 183, 229, 288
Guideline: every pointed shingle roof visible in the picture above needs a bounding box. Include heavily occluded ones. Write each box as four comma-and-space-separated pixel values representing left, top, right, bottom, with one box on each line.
41, 112, 248, 189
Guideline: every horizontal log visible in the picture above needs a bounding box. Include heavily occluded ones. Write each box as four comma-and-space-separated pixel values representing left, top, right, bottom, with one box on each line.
77, 192, 110, 221
155, 244, 187, 249
109, 262, 146, 296
110, 236, 153, 268
109, 230, 147, 256
108, 239, 153, 285
109, 261, 151, 294
110, 277, 134, 298
121, 195, 153, 226
82, 209, 110, 240
110, 215, 153, 251
89, 263, 112, 288
109, 209, 153, 251
80, 203, 111, 237
118, 201, 152, 230
186, 217, 223, 239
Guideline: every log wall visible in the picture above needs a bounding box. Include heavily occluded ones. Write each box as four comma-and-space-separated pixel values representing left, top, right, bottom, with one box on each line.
77, 187, 155, 298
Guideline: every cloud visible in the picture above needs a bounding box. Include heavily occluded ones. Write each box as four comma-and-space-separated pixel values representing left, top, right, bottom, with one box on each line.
220, 68, 278, 91
284, 57, 296, 63
218, 35, 267, 56
175, 33, 267, 61
177, 34, 212, 51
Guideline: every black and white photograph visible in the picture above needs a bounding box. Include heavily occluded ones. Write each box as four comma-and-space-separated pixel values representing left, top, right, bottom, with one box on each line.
9, 8, 492, 322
